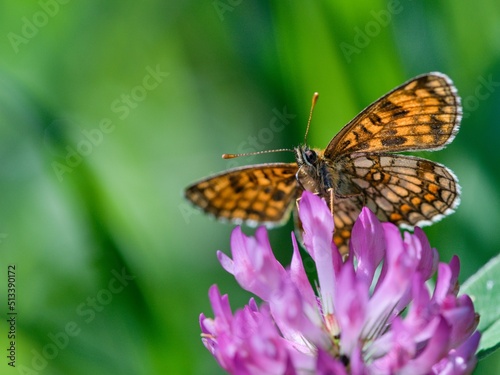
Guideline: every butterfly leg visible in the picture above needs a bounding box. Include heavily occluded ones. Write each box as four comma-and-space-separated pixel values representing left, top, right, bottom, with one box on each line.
295, 196, 301, 214
328, 188, 335, 215
295, 190, 325, 216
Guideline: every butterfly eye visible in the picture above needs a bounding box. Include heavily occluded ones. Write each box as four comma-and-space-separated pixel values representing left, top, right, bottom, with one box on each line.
304, 149, 317, 165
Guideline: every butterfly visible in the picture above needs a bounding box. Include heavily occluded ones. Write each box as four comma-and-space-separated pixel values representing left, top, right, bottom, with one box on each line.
185, 73, 461, 254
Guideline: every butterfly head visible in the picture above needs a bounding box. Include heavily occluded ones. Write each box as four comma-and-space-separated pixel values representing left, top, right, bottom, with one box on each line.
294, 145, 318, 167
293, 145, 322, 168
294, 145, 331, 194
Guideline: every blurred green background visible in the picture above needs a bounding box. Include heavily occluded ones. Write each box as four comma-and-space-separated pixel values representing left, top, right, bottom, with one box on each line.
0, 1, 499, 374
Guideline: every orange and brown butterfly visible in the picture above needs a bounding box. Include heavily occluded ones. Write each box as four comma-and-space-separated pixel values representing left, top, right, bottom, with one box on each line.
184, 73, 461, 254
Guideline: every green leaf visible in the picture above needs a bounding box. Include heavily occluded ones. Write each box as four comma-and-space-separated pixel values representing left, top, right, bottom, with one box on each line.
476, 319, 500, 359
461, 254, 500, 358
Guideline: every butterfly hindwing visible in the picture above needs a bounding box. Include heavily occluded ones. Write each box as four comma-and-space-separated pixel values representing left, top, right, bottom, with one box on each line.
345, 153, 460, 228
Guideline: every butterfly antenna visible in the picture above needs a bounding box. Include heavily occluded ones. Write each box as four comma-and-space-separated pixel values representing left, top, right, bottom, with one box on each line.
304, 92, 319, 144
222, 148, 293, 159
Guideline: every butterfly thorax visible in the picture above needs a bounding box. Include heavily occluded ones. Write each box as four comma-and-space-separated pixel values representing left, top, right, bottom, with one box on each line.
294, 145, 357, 199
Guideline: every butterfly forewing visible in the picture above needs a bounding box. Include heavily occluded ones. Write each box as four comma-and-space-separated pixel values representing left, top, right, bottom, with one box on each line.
185, 163, 298, 226
325, 73, 461, 157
